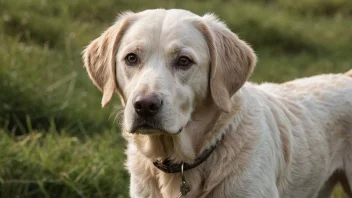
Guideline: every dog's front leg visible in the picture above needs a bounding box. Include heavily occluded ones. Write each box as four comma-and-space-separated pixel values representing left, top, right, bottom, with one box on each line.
126, 143, 162, 198
129, 174, 162, 198
268, 186, 280, 198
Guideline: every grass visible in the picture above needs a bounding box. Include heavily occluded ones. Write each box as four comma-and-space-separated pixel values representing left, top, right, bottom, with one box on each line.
0, 128, 128, 198
0, 0, 351, 197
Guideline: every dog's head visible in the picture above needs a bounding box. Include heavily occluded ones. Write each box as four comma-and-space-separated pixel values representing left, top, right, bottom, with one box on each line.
83, 9, 256, 135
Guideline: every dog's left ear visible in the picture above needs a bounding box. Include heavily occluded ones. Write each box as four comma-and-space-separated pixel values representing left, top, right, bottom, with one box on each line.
195, 14, 257, 112
82, 12, 134, 107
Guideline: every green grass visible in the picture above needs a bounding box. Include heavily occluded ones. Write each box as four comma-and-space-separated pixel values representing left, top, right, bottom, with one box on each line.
0, 128, 128, 198
0, 0, 351, 197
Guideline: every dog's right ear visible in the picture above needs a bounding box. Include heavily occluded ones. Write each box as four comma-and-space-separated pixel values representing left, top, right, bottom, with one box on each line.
82, 12, 134, 107
194, 14, 257, 113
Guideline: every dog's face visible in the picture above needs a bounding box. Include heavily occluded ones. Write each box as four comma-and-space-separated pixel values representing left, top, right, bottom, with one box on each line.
115, 10, 211, 134
83, 9, 256, 135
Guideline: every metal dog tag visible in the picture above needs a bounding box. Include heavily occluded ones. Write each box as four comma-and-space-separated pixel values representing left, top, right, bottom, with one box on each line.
180, 180, 191, 196
180, 163, 191, 196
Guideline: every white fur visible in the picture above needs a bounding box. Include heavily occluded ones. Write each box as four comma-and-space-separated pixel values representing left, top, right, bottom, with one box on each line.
83, 9, 352, 198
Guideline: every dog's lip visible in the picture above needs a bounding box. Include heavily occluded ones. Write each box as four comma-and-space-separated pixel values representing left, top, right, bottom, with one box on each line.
130, 123, 163, 134
176, 127, 183, 134
138, 123, 155, 130
130, 123, 183, 135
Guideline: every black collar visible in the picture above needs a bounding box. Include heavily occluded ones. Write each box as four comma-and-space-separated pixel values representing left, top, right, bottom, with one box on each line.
152, 135, 224, 173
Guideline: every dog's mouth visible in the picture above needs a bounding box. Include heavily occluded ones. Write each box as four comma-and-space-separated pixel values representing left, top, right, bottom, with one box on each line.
130, 122, 183, 135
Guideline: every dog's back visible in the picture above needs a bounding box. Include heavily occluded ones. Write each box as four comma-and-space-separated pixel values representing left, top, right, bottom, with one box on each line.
318, 70, 352, 197
259, 71, 352, 127
346, 69, 352, 77
258, 70, 352, 197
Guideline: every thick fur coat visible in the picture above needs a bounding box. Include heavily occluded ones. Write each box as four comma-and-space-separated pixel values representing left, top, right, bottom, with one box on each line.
83, 9, 352, 198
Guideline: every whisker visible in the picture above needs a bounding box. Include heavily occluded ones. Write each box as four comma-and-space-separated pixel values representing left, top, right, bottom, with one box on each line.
109, 106, 125, 126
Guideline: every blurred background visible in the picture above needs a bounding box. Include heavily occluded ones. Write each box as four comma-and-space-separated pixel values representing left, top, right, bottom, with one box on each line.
0, 0, 351, 197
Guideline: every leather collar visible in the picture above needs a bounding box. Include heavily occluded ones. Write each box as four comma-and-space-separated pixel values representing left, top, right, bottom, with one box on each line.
153, 135, 224, 173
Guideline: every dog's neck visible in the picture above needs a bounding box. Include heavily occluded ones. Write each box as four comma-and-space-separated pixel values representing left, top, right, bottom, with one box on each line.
128, 92, 245, 165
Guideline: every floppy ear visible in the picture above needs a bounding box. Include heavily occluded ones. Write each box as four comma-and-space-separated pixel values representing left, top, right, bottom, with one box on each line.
82, 12, 133, 107
196, 14, 257, 112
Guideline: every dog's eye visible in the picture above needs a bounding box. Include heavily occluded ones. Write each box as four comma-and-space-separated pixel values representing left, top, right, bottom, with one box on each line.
176, 56, 193, 69
125, 53, 138, 66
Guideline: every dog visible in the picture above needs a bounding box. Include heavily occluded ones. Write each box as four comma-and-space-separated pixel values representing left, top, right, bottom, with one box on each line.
83, 9, 352, 198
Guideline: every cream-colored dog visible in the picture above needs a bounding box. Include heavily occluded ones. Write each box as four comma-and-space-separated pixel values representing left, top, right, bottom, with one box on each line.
83, 9, 352, 198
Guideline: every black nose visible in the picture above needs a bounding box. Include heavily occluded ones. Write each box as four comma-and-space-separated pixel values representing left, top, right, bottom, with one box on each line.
133, 94, 162, 117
